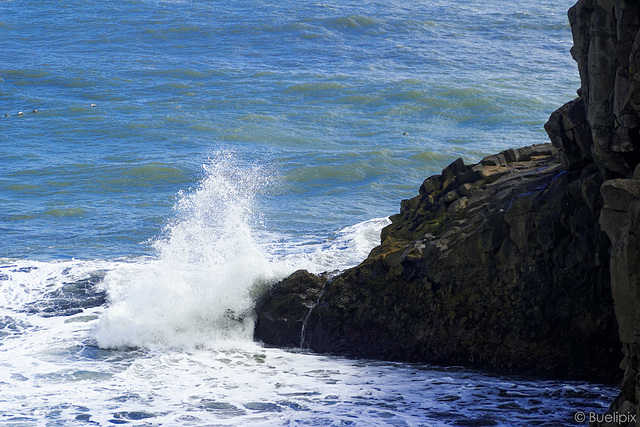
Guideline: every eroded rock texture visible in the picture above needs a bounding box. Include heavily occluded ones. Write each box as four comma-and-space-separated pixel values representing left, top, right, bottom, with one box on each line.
308, 147, 619, 382
600, 177, 640, 425
254, 269, 326, 348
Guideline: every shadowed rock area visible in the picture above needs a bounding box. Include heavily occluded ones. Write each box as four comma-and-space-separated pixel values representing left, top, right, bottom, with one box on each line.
255, 0, 640, 422
304, 144, 619, 383
254, 269, 327, 348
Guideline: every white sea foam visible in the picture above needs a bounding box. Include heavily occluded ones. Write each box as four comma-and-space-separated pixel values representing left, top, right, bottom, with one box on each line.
94, 153, 289, 350
0, 164, 616, 426
0, 258, 115, 312
0, 339, 616, 426
266, 216, 391, 274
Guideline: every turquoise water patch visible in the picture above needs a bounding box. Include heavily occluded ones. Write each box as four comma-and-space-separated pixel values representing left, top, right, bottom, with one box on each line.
43, 208, 87, 217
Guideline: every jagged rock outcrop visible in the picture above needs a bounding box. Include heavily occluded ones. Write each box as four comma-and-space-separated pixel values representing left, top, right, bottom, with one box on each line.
600, 178, 640, 426
255, 145, 620, 382
566, 0, 640, 179
597, 177, 640, 427
303, 145, 618, 382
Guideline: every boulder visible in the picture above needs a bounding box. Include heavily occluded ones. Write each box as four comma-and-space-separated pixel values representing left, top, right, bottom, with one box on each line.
253, 270, 326, 348
302, 147, 618, 382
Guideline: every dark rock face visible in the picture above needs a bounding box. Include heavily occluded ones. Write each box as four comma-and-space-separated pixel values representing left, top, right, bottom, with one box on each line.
303, 146, 618, 382
564, 0, 640, 179
545, 97, 594, 170
255, 145, 620, 382
600, 181, 640, 426
558, 0, 640, 424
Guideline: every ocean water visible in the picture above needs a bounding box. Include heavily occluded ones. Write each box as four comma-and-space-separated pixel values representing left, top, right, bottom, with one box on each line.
0, 0, 617, 425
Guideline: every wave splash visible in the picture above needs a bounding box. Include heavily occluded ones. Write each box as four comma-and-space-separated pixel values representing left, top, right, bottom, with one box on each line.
94, 152, 283, 350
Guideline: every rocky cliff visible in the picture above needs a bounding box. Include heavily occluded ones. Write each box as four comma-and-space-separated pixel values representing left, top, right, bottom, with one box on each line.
255, 0, 640, 422
255, 144, 619, 382
563, 0, 640, 424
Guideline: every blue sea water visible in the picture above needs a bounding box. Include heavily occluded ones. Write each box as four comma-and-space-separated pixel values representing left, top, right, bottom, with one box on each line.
0, 0, 617, 425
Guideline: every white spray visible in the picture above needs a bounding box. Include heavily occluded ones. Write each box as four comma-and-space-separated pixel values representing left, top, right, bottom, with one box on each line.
94, 152, 282, 350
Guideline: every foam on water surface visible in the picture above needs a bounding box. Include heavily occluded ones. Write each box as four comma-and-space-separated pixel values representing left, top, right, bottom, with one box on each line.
0, 336, 617, 426
0, 0, 618, 424
0, 153, 618, 425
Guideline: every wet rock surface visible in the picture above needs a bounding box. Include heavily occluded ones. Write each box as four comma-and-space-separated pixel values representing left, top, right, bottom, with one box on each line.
313, 146, 619, 382
254, 270, 326, 348
600, 181, 640, 426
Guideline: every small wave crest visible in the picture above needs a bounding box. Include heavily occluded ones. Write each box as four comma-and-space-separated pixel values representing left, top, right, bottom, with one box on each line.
43, 208, 88, 217
325, 15, 380, 31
